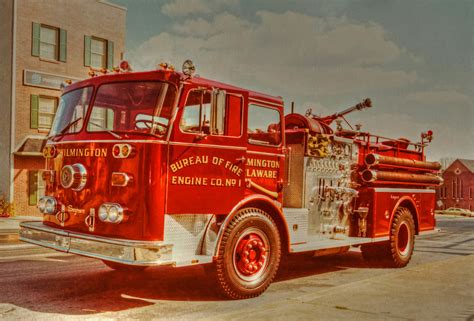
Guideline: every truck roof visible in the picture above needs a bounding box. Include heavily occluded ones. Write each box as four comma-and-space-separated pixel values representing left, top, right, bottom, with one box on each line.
64, 69, 284, 107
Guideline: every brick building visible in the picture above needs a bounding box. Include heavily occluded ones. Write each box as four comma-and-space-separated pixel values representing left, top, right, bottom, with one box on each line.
0, 0, 126, 216
437, 159, 474, 211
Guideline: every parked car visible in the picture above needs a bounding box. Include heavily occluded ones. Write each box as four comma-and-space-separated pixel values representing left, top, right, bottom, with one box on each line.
436, 207, 473, 217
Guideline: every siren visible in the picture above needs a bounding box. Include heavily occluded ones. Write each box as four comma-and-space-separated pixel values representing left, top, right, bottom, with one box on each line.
119, 60, 131, 72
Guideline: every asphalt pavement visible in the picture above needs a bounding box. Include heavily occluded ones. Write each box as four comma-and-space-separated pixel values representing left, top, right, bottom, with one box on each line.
0, 215, 472, 320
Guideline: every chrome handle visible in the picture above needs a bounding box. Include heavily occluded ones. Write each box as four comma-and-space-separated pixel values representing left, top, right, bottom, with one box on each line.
236, 156, 246, 164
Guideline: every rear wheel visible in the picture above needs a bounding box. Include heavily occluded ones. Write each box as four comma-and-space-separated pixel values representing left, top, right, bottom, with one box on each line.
102, 260, 148, 272
361, 207, 415, 267
215, 208, 281, 299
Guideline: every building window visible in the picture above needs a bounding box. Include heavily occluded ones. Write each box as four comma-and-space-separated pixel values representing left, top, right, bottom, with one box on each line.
32, 23, 67, 62
91, 37, 107, 68
440, 185, 447, 199
38, 96, 58, 129
84, 36, 114, 69
40, 26, 58, 60
30, 95, 58, 130
470, 187, 472, 200
28, 170, 45, 206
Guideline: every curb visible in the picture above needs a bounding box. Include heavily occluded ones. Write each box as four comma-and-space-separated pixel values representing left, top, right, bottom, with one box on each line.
0, 231, 19, 243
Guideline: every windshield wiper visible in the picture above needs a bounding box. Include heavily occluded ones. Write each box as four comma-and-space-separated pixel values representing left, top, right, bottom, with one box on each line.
88, 121, 123, 139
51, 117, 83, 141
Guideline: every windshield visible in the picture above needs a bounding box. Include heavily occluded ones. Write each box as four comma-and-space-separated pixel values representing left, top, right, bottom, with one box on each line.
87, 81, 177, 136
49, 86, 93, 136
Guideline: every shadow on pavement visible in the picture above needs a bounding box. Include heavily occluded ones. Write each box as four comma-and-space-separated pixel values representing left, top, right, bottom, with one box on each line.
0, 251, 374, 316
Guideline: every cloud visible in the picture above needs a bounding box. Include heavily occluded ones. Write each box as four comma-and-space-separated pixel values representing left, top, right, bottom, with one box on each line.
404, 90, 471, 107
129, 9, 474, 160
130, 11, 419, 99
161, 0, 238, 17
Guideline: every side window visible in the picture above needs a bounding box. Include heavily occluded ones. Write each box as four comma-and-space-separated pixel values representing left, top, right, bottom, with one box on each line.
180, 89, 242, 137
248, 104, 282, 146
180, 90, 212, 134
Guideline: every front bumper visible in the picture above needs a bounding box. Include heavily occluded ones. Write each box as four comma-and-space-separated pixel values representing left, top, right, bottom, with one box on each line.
19, 221, 174, 266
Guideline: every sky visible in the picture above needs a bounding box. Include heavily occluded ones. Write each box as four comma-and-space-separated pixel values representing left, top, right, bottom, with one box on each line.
113, 0, 473, 161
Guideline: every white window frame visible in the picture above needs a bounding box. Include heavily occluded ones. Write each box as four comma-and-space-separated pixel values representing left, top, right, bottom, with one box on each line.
37, 170, 45, 200
90, 37, 107, 69
39, 25, 58, 60
38, 96, 57, 130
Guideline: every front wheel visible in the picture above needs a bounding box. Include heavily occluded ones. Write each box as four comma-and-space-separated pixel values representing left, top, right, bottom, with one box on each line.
361, 207, 415, 267
215, 208, 281, 299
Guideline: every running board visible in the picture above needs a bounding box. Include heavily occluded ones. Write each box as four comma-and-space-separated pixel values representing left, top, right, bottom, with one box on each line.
174, 255, 213, 267
290, 236, 390, 253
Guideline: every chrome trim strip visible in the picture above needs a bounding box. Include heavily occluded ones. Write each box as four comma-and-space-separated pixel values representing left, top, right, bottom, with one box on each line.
50, 139, 168, 145
20, 221, 68, 236
52, 139, 245, 151
289, 236, 390, 253
19, 221, 175, 266
169, 141, 246, 150
247, 150, 285, 157
373, 188, 435, 194
19, 236, 67, 252
20, 221, 169, 246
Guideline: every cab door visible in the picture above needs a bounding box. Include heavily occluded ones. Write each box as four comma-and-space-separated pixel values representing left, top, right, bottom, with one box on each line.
245, 102, 285, 203
166, 87, 247, 214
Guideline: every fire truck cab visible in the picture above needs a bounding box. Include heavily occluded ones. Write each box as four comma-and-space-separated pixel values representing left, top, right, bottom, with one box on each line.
20, 61, 440, 299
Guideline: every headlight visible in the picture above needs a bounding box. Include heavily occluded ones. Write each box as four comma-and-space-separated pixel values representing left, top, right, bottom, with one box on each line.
98, 203, 124, 224
98, 205, 108, 221
108, 206, 119, 222
37, 197, 47, 213
44, 197, 57, 214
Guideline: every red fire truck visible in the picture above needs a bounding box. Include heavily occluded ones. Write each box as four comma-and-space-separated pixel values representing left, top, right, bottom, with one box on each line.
20, 60, 442, 299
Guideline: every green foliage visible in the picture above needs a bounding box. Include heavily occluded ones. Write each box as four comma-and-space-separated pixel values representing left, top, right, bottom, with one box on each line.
0, 194, 15, 217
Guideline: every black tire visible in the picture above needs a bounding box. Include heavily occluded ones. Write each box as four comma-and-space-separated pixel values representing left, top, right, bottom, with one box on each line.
102, 260, 149, 272
361, 207, 415, 267
215, 208, 281, 299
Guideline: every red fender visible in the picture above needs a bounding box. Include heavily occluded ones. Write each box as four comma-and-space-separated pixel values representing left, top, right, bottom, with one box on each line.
213, 194, 290, 257
389, 195, 420, 234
